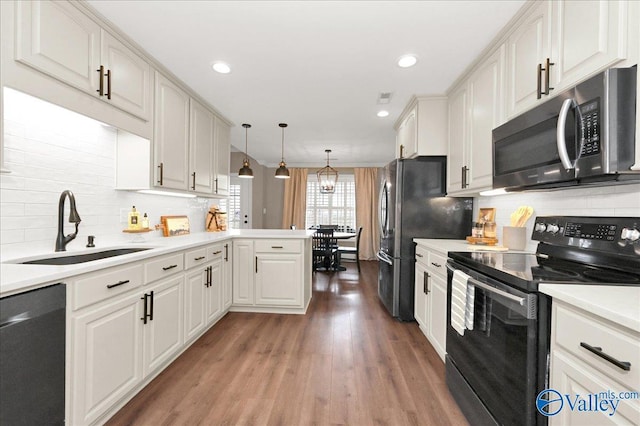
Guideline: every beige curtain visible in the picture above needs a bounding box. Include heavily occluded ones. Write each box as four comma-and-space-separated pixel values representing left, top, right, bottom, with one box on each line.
354, 167, 380, 260
282, 168, 308, 229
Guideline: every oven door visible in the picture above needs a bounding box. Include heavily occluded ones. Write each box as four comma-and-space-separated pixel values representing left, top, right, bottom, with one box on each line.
446, 261, 546, 426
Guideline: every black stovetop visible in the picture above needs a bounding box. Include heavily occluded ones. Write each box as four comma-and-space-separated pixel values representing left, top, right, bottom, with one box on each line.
448, 251, 640, 292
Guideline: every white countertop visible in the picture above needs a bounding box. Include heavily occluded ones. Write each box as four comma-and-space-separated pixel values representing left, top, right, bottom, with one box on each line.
413, 238, 532, 254
540, 284, 640, 333
1, 229, 314, 298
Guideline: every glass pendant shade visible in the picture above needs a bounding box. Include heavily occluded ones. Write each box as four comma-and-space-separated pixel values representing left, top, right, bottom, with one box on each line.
317, 149, 338, 193
238, 123, 254, 179
275, 123, 290, 179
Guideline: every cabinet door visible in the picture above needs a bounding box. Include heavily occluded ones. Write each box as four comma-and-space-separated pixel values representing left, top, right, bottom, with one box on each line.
414, 262, 428, 329
101, 30, 151, 120
71, 292, 142, 426
505, 1, 552, 119
142, 276, 183, 377
427, 273, 447, 362
206, 258, 223, 323
397, 107, 417, 159
552, 0, 627, 93
255, 253, 302, 306
184, 267, 206, 343
466, 46, 504, 192
214, 117, 231, 196
15, 1, 101, 94
223, 242, 233, 310
189, 99, 215, 194
550, 350, 640, 425
232, 240, 254, 305
447, 85, 467, 192
154, 72, 190, 190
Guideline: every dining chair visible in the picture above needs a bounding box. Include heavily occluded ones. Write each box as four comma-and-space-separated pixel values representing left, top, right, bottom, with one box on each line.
312, 228, 338, 271
337, 227, 363, 272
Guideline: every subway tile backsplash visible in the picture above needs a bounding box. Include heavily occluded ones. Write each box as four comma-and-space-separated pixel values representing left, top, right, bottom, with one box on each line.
1, 89, 214, 259
476, 183, 640, 252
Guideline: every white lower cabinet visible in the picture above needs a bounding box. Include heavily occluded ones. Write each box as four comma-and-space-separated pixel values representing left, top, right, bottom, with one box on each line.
142, 275, 183, 377
184, 265, 207, 343
414, 242, 448, 362
232, 238, 311, 313
71, 290, 142, 426
222, 242, 232, 310
549, 301, 640, 425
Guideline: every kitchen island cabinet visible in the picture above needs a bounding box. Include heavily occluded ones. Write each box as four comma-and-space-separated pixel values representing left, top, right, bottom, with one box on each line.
232, 237, 312, 314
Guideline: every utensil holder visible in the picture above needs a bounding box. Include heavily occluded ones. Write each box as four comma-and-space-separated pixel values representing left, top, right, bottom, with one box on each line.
503, 226, 527, 250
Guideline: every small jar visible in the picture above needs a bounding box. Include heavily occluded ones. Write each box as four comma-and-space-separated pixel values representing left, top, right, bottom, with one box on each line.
484, 221, 496, 238
472, 222, 485, 238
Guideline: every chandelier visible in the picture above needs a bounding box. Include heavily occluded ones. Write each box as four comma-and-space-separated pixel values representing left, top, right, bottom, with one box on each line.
316, 149, 338, 194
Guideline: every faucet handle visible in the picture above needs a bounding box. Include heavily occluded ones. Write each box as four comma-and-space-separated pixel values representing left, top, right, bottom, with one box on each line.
87, 235, 95, 248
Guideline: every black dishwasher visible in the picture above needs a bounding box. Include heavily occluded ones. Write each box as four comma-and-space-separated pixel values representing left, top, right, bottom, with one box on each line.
0, 283, 66, 425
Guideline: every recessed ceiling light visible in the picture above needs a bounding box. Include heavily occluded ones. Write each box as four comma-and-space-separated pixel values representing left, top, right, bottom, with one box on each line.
377, 110, 390, 117
397, 54, 418, 68
212, 62, 231, 74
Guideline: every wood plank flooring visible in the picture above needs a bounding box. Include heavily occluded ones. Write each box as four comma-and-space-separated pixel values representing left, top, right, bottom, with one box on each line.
106, 261, 468, 426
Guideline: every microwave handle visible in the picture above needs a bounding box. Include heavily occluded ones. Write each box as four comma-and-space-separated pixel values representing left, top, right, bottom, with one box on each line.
557, 98, 575, 170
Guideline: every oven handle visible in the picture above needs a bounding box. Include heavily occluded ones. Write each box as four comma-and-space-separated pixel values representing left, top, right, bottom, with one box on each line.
377, 251, 393, 266
447, 264, 526, 306
557, 98, 575, 171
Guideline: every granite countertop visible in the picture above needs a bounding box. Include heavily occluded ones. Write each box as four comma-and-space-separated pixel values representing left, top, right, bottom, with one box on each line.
1, 229, 315, 298
539, 284, 640, 333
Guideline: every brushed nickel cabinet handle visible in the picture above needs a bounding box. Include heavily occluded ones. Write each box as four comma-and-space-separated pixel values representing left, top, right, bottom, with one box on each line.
191, 172, 196, 190
544, 58, 554, 95
537, 63, 543, 99
157, 163, 164, 185
106, 69, 112, 99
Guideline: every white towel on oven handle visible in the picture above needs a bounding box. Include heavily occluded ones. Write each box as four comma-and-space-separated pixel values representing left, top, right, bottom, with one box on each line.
451, 270, 472, 336
465, 281, 475, 331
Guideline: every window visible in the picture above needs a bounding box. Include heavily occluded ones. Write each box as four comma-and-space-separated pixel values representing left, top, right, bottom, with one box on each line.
226, 182, 241, 229
305, 174, 356, 229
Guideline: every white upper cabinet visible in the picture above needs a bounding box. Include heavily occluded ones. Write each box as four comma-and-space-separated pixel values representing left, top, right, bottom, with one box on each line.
189, 98, 216, 194
214, 117, 231, 196
101, 30, 151, 120
551, 0, 628, 93
505, 1, 552, 119
154, 72, 190, 191
447, 46, 504, 195
15, 1, 151, 121
505, 0, 629, 119
395, 97, 448, 159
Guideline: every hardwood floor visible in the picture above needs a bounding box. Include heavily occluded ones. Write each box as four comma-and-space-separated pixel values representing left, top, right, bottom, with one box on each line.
106, 261, 468, 426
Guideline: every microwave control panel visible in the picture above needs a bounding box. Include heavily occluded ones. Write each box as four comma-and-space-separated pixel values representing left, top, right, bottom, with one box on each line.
578, 99, 600, 156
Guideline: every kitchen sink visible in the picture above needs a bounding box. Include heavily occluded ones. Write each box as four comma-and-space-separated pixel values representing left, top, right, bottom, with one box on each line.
14, 248, 153, 265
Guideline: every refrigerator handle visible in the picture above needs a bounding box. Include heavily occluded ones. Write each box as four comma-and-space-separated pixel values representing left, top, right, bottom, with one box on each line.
376, 251, 393, 266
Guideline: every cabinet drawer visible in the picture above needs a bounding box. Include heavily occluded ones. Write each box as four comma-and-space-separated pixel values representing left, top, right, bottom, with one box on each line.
553, 302, 640, 390
184, 247, 208, 270
145, 253, 184, 284
427, 251, 447, 278
207, 244, 224, 261
73, 263, 143, 310
415, 245, 429, 267
254, 239, 301, 253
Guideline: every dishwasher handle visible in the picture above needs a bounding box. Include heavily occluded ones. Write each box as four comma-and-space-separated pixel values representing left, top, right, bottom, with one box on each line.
0, 312, 32, 329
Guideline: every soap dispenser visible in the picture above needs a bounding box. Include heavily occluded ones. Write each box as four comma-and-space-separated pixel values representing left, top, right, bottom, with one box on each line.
142, 213, 150, 229
128, 206, 140, 230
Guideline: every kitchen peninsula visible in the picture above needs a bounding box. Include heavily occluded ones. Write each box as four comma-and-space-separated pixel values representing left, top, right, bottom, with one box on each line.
0, 230, 313, 426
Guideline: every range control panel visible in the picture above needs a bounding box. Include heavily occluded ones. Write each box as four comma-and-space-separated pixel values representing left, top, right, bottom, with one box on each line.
532, 216, 640, 255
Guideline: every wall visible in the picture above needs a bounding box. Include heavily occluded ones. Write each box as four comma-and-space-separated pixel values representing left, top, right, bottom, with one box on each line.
0, 89, 214, 259
476, 183, 640, 252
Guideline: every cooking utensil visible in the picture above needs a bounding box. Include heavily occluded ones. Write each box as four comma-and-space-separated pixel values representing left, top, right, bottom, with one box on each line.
509, 206, 533, 227
516, 206, 533, 227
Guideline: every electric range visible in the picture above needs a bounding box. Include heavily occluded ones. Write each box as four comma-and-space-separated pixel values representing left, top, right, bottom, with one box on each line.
445, 216, 639, 426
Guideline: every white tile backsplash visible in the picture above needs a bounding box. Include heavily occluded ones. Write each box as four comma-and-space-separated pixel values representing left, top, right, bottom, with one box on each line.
1, 88, 216, 259
476, 183, 640, 252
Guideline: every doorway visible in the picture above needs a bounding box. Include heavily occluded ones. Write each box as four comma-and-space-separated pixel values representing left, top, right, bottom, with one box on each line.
229, 175, 252, 229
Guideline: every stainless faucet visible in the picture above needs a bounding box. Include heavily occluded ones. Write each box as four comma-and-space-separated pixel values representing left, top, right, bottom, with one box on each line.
55, 190, 81, 252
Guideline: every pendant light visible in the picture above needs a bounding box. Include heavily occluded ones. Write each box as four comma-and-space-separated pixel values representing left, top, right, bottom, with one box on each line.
275, 123, 290, 179
317, 149, 338, 193
238, 123, 254, 178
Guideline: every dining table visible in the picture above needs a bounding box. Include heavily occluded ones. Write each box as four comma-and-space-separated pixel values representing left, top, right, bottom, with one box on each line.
313, 230, 356, 271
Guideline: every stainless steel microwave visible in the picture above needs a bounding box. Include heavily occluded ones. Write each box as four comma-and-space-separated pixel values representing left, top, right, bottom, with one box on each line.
492, 66, 638, 191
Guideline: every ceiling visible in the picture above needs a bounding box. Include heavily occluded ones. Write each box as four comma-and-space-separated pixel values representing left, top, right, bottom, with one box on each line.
87, 0, 525, 168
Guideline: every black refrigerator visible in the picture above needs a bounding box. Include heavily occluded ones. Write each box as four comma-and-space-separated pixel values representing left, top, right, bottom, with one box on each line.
377, 156, 472, 321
